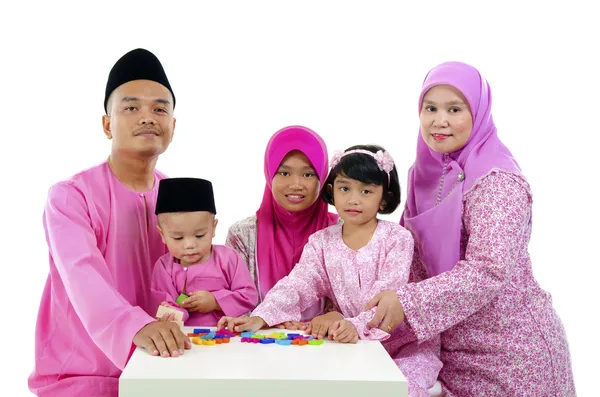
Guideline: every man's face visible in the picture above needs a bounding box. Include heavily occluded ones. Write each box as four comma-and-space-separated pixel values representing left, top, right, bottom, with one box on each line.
102, 79, 176, 158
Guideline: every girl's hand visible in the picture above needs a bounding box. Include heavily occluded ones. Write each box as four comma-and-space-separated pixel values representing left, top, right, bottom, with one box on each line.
217, 315, 266, 333
363, 290, 405, 333
274, 321, 308, 331
306, 311, 345, 339
330, 320, 359, 343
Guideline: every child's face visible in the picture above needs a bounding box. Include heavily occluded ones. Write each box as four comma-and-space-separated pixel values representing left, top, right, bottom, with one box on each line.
271, 150, 320, 212
332, 175, 384, 226
157, 211, 218, 266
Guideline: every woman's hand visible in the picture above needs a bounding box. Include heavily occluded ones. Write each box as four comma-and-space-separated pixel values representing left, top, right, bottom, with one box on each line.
363, 290, 405, 333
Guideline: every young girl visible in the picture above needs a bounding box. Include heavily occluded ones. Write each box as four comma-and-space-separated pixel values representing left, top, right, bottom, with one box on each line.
225, 125, 340, 331
365, 61, 576, 396
219, 145, 442, 397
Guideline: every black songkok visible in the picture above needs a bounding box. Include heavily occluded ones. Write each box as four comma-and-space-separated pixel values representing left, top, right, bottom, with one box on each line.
104, 48, 175, 113
156, 178, 216, 215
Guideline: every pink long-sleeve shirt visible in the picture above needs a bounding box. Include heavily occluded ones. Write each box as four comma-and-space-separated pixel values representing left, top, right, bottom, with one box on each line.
251, 220, 442, 397
398, 171, 576, 396
151, 246, 258, 325
28, 162, 168, 397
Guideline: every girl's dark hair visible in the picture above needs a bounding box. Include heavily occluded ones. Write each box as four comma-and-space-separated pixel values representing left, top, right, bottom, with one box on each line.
321, 144, 401, 214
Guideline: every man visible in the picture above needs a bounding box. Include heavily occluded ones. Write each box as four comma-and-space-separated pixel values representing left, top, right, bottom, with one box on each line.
28, 48, 190, 397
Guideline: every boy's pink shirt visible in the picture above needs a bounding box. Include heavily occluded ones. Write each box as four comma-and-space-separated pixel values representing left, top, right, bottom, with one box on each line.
151, 246, 258, 325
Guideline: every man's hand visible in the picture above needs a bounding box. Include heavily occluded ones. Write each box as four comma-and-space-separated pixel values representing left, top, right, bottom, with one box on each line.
133, 321, 191, 358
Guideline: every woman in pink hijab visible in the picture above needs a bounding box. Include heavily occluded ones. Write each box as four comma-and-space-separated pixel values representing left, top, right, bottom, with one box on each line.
364, 62, 576, 396
226, 125, 340, 332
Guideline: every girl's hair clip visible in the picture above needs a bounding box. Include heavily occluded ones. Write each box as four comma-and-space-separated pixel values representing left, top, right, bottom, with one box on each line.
329, 149, 395, 184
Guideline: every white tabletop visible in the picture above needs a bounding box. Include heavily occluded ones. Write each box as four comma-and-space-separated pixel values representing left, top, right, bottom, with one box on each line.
119, 326, 408, 397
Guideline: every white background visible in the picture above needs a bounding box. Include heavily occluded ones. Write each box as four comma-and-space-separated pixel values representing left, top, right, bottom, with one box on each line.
1, 1, 597, 395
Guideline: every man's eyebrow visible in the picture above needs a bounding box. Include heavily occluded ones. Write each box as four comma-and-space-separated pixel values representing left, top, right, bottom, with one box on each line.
154, 98, 171, 105
120, 96, 171, 105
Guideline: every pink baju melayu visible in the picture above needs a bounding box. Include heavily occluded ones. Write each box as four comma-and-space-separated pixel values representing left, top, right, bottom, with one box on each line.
29, 161, 168, 397
151, 246, 258, 326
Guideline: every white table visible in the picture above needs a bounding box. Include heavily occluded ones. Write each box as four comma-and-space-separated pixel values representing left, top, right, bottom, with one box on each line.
119, 326, 408, 396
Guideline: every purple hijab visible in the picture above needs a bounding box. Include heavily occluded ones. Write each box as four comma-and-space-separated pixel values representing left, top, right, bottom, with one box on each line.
401, 61, 522, 277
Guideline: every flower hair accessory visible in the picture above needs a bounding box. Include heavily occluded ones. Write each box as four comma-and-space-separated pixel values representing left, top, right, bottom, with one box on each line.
329, 149, 395, 184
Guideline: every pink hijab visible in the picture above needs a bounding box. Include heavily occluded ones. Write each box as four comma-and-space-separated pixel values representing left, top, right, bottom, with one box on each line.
256, 125, 339, 313
402, 61, 522, 277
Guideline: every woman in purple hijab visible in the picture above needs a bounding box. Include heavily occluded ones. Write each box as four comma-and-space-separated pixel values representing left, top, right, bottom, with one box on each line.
364, 62, 576, 396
